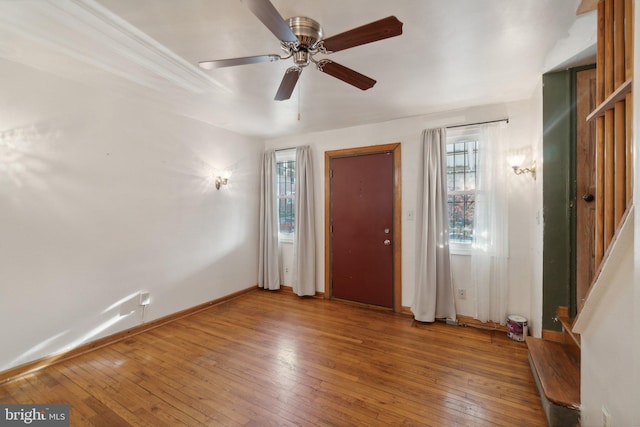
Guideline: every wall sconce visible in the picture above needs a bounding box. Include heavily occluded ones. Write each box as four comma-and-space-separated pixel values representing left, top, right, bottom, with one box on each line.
214, 176, 228, 190
512, 161, 536, 180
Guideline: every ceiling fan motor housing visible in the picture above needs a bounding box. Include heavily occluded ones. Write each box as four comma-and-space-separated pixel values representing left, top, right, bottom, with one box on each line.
286, 17, 324, 65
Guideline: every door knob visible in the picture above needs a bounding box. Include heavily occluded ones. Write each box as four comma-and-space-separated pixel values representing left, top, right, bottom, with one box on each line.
384, 239, 391, 246
582, 193, 595, 202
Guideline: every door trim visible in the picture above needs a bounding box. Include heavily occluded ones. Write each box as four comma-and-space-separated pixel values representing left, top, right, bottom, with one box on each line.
324, 143, 402, 312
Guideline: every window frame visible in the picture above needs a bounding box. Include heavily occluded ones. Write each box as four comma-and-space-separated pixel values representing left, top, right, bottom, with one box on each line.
275, 149, 296, 243
446, 128, 480, 255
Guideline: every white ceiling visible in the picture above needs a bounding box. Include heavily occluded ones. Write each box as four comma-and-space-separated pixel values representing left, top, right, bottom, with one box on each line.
0, 0, 596, 139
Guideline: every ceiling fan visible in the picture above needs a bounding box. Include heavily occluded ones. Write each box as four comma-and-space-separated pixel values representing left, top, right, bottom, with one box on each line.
198, 0, 403, 101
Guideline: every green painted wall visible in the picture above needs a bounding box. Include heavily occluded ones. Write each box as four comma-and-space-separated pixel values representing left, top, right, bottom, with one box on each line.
542, 71, 574, 331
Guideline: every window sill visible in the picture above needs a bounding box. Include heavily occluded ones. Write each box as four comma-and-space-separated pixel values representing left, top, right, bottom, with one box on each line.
450, 243, 472, 256
279, 236, 294, 244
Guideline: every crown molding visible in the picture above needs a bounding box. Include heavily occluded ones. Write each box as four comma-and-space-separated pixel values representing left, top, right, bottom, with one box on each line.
0, 0, 226, 94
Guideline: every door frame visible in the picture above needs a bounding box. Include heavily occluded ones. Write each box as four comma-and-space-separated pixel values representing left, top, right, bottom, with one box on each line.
324, 143, 402, 312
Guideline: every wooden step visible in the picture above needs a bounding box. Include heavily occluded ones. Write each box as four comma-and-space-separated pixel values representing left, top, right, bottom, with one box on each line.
526, 336, 580, 427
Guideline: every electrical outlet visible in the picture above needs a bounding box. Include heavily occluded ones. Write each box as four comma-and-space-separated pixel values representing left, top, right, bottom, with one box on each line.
602, 405, 611, 427
139, 291, 151, 306
285, 267, 289, 273
457, 289, 466, 300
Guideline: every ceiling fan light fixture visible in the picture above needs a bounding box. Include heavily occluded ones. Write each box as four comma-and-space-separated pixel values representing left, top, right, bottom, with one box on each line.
292, 50, 310, 67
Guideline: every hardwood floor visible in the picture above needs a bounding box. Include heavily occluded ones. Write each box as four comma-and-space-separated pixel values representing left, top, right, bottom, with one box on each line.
1, 290, 548, 426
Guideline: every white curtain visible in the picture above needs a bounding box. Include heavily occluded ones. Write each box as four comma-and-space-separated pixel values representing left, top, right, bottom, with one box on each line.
258, 150, 280, 290
413, 128, 457, 322
292, 146, 316, 296
472, 123, 509, 324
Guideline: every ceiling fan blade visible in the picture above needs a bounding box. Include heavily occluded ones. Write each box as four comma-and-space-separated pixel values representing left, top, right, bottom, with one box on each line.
275, 67, 302, 101
240, 0, 298, 43
199, 54, 281, 70
321, 16, 403, 53
317, 60, 376, 91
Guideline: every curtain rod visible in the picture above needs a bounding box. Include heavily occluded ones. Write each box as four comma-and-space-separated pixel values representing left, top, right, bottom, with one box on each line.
446, 118, 509, 129
274, 147, 297, 152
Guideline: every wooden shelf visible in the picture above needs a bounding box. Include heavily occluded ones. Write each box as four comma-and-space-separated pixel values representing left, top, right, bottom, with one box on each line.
586, 78, 633, 122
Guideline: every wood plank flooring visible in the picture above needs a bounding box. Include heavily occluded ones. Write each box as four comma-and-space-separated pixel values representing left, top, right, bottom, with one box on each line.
1, 290, 548, 426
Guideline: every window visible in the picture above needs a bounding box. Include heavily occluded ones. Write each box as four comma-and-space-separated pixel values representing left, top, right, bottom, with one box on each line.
276, 150, 296, 241
446, 133, 479, 249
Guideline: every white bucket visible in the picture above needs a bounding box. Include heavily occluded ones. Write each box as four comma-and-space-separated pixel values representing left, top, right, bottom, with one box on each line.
506, 315, 528, 342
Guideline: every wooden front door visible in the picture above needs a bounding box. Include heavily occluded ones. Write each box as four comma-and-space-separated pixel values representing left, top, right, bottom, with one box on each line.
575, 67, 597, 312
329, 151, 395, 308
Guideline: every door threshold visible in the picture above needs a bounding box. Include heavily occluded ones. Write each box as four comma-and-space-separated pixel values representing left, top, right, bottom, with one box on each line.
330, 297, 395, 313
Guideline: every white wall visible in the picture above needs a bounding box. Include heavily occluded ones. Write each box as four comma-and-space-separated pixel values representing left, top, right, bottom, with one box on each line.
578, 243, 635, 426
0, 60, 262, 372
266, 98, 542, 328
529, 80, 545, 339
280, 241, 294, 285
